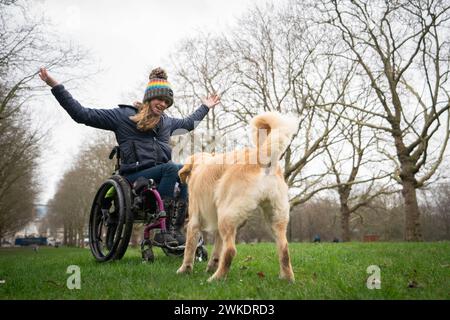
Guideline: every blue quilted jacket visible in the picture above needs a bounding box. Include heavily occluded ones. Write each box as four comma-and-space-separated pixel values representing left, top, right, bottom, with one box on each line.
51, 84, 209, 174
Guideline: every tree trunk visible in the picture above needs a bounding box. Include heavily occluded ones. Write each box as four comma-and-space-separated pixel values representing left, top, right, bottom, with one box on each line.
79, 227, 84, 248
445, 214, 450, 239
393, 130, 423, 241
402, 178, 422, 241
63, 224, 68, 245
68, 227, 74, 246
340, 203, 351, 242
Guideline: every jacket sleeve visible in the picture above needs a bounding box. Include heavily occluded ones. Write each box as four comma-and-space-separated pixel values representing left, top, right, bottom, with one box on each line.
169, 104, 210, 135
51, 84, 119, 131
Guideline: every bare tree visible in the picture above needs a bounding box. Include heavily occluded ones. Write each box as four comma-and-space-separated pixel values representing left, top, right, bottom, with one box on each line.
46, 133, 115, 246
324, 116, 397, 241
0, 1, 86, 120
0, 115, 40, 240
0, 0, 88, 238
166, 3, 372, 242
218, 4, 346, 205
420, 182, 450, 240
167, 33, 242, 160
314, 0, 450, 240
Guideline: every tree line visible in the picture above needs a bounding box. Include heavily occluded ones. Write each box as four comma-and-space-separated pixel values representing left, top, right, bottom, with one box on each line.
0, 0, 85, 242
167, 0, 450, 242
42, 134, 116, 247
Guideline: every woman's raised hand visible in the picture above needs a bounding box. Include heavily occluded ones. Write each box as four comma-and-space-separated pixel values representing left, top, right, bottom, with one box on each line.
39, 67, 59, 88
202, 94, 221, 109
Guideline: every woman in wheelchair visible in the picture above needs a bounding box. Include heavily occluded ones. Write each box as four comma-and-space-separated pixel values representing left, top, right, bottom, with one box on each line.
39, 67, 220, 248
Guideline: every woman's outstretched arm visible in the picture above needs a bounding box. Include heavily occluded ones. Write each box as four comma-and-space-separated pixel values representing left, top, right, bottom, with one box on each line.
169, 94, 221, 135
39, 68, 119, 131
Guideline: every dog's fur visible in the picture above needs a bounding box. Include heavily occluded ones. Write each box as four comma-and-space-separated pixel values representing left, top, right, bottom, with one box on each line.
177, 112, 297, 282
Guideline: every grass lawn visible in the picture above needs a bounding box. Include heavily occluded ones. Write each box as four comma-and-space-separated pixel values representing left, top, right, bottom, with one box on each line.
0, 242, 449, 299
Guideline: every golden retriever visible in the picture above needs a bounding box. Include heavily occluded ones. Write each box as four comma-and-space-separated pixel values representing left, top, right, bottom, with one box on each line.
177, 112, 297, 282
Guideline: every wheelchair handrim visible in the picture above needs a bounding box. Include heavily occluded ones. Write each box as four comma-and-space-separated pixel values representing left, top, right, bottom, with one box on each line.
88, 178, 127, 261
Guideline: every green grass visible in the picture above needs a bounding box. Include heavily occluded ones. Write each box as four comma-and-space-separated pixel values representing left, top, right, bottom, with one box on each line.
0, 242, 449, 299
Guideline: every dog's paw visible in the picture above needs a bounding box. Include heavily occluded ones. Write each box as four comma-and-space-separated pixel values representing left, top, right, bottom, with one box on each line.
279, 273, 295, 283
207, 272, 226, 283
205, 264, 218, 273
205, 258, 219, 273
176, 265, 192, 274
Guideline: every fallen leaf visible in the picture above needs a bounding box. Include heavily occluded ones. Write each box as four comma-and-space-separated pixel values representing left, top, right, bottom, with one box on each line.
257, 271, 265, 279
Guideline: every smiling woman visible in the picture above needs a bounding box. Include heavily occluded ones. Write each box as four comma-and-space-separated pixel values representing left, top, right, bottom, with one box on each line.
130, 68, 174, 132
39, 66, 220, 247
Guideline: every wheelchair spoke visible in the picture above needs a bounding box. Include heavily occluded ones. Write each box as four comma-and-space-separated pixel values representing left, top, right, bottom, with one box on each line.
96, 218, 104, 241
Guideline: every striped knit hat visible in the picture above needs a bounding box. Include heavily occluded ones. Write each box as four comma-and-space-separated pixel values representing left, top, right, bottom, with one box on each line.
143, 68, 174, 106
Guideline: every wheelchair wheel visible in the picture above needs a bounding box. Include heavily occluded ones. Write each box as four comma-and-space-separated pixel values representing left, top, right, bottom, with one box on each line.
88, 175, 134, 262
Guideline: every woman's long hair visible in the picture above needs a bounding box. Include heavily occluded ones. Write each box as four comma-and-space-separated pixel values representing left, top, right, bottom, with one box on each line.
129, 101, 160, 131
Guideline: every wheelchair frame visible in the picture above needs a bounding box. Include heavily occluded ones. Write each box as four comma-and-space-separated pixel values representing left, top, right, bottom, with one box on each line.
87, 146, 207, 263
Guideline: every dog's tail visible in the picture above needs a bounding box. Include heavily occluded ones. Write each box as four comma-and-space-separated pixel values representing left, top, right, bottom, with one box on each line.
250, 112, 298, 168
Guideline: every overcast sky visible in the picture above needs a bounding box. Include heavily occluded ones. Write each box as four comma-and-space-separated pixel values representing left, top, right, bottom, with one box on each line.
31, 0, 266, 204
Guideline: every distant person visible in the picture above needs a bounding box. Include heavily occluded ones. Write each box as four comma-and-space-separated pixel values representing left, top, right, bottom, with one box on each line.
313, 234, 321, 243
39, 67, 220, 246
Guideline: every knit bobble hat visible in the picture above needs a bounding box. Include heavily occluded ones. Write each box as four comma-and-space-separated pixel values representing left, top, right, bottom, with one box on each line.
143, 67, 174, 106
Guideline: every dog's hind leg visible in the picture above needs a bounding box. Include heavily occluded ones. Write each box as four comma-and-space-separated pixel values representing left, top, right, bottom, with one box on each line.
207, 215, 238, 282
270, 214, 295, 283
206, 231, 222, 273
177, 216, 200, 274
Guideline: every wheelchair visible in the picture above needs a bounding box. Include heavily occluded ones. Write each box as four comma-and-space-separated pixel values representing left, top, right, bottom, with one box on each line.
88, 146, 208, 263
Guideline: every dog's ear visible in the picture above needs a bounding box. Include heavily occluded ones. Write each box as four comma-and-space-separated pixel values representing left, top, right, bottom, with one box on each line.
178, 163, 192, 184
